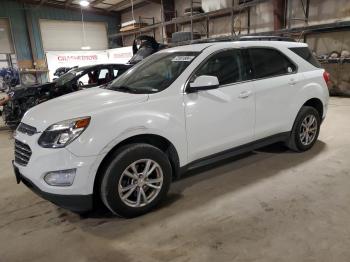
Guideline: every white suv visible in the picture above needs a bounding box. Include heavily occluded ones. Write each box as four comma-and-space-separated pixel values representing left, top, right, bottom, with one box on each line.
13, 40, 329, 217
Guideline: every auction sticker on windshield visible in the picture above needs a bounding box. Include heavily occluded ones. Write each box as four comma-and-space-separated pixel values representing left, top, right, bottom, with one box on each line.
171, 56, 195, 62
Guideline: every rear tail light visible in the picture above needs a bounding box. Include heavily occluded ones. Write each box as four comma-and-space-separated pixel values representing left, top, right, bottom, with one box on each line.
323, 71, 330, 86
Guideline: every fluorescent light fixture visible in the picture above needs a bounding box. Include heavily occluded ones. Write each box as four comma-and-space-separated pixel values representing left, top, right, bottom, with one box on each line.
79, 0, 89, 7
81, 46, 91, 50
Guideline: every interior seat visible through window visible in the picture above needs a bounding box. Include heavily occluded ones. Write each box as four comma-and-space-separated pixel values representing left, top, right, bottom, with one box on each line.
248, 48, 296, 79
194, 49, 246, 85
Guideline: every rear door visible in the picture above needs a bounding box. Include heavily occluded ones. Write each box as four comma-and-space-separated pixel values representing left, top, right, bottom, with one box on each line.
247, 47, 303, 140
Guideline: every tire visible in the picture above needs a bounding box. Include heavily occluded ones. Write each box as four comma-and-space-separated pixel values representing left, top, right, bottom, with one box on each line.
287, 106, 321, 152
100, 143, 172, 218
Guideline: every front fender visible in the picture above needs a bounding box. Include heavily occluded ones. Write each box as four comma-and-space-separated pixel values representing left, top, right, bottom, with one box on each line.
67, 108, 187, 166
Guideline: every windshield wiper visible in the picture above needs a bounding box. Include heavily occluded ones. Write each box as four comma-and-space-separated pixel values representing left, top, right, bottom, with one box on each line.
112, 85, 138, 93
111, 85, 156, 94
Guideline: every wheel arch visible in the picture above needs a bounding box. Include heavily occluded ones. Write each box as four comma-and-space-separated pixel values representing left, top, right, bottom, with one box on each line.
302, 98, 324, 119
93, 133, 181, 201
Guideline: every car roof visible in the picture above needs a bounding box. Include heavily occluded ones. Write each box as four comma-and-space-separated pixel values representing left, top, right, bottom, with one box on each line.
161, 41, 308, 53
75, 64, 131, 71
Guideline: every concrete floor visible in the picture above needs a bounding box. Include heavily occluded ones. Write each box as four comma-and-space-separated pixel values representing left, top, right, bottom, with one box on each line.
0, 97, 350, 262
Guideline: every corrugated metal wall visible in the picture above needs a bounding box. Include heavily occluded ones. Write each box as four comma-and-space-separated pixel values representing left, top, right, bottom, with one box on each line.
0, 0, 120, 64
0, 0, 31, 61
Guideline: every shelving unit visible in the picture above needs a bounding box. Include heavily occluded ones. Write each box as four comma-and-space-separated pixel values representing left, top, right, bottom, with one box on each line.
120, 16, 157, 45
110, 0, 269, 42
111, 0, 350, 48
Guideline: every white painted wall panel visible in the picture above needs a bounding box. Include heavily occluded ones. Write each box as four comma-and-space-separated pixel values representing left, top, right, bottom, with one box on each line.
39, 19, 108, 51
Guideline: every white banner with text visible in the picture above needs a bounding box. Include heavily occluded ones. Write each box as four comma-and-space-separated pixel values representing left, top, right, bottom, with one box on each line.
45, 47, 133, 81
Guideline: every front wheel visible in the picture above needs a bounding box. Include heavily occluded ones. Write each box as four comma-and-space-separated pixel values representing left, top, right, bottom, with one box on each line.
100, 143, 172, 218
287, 106, 321, 152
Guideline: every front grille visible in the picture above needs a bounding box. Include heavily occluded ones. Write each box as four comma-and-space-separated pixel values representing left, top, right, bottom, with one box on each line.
17, 123, 37, 136
14, 140, 32, 166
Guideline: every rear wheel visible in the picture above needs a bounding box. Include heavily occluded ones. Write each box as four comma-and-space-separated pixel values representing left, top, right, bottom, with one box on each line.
287, 106, 321, 152
100, 143, 172, 218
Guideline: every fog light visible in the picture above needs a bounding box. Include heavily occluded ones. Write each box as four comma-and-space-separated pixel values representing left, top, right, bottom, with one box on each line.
44, 169, 76, 186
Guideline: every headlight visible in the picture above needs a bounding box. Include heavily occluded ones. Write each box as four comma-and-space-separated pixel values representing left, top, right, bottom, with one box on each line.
38, 116, 90, 148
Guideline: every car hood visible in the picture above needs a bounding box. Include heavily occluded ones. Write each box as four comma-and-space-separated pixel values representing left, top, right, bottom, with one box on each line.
22, 87, 149, 131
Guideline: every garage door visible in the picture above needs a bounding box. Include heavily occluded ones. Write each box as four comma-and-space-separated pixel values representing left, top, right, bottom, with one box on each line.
0, 18, 14, 54
39, 19, 108, 51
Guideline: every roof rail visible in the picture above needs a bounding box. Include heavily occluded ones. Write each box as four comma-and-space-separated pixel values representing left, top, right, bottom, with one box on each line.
238, 36, 296, 42
168, 35, 296, 47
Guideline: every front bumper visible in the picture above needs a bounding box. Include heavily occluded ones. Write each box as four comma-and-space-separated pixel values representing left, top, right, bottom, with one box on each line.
13, 162, 93, 212
14, 130, 101, 196
13, 127, 106, 213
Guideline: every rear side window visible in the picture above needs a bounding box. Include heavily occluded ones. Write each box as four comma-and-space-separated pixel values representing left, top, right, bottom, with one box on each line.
113, 68, 127, 78
289, 47, 322, 68
248, 48, 296, 79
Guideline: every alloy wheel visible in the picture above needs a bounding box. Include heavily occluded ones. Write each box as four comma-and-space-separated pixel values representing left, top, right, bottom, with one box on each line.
299, 114, 318, 146
118, 159, 164, 208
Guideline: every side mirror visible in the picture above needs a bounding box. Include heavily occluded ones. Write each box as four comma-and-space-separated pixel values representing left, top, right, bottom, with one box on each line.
187, 75, 219, 93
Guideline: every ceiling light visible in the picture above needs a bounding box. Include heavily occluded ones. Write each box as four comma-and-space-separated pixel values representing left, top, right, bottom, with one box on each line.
79, 0, 90, 7
81, 46, 91, 50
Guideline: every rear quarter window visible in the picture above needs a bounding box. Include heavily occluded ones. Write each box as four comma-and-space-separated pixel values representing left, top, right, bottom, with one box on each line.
289, 47, 322, 68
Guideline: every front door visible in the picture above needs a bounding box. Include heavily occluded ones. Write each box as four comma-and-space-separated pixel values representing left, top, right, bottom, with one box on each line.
184, 49, 255, 163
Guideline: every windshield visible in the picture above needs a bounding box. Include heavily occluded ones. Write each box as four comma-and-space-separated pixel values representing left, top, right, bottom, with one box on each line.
105, 51, 199, 93
55, 68, 85, 86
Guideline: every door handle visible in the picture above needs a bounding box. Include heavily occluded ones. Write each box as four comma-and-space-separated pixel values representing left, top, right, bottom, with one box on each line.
239, 90, 252, 99
289, 79, 297, 86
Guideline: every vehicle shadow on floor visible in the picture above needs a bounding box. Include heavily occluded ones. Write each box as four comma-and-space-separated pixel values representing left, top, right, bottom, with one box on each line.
62, 141, 326, 237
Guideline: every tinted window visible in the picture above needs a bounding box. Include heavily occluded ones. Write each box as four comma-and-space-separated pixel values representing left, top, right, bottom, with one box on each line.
290, 47, 322, 68
195, 49, 247, 85
113, 69, 119, 77
55, 67, 85, 86
113, 67, 128, 78
77, 69, 99, 87
98, 69, 109, 79
248, 48, 296, 79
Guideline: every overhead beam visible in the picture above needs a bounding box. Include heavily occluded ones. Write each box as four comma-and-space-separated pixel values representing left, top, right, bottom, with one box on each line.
90, 0, 108, 6
18, 0, 118, 16
118, 2, 149, 13
107, 0, 132, 11
65, 0, 74, 7
39, 0, 48, 6
108, 0, 154, 12
145, 0, 161, 4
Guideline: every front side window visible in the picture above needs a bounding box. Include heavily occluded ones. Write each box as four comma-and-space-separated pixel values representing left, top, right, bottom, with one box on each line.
77, 69, 99, 87
106, 51, 199, 94
55, 68, 85, 86
193, 49, 247, 85
248, 48, 296, 79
